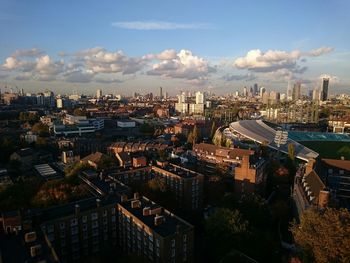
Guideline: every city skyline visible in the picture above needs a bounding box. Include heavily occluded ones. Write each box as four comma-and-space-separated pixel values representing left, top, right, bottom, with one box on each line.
1, 0, 350, 95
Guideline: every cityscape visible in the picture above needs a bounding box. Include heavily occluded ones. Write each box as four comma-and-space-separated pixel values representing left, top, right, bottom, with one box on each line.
0, 1, 350, 263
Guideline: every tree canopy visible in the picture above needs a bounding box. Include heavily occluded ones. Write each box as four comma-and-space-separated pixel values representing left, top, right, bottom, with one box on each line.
290, 208, 350, 263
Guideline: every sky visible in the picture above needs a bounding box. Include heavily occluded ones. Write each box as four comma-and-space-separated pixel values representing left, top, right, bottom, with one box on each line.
0, 0, 349, 96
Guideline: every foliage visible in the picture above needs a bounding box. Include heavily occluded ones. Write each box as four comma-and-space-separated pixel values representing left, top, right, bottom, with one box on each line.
19, 112, 39, 124
205, 208, 250, 261
73, 108, 87, 116
0, 177, 42, 211
32, 122, 49, 137
31, 179, 88, 207
288, 143, 295, 161
64, 162, 90, 178
139, 123, 155, 136
0, 137, 15, 163
210, 121, 217, 139
290, 208, 350, 263
187, 125, 200, 145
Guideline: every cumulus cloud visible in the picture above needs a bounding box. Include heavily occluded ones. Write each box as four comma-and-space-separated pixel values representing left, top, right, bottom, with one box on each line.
64, 71, 95, 83
147, 49, 216, 80
306, 46, 334, 57
111, 21, 213, 30
12, 48, 44, 57
233, 46, 333, 80
75, 47, 146, 74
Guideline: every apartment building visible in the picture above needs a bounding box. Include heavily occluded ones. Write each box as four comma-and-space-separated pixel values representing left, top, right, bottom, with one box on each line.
38, 196, 120, 262
193, 143, 267, 195
117, 194, 194, 263
150, 163, 204, 210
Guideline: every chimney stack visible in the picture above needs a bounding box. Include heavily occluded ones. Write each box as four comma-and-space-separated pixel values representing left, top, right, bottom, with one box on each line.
75, 204, 80, 215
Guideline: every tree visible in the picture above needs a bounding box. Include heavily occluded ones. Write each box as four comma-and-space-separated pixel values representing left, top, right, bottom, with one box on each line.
192, 125, 200, 145
32, 123, 49, 136
73, 108, 86, 116
210, 121, 217, 139
290, 208, 350, 263
288, 143, 295, 161
205, 208, 250, 261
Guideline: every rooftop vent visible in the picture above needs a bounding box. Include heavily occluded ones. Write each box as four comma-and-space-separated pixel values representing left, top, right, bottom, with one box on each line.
143, 207, 151, 216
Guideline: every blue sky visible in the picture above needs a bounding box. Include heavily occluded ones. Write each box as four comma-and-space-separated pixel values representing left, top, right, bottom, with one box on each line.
0, 0, 349, 95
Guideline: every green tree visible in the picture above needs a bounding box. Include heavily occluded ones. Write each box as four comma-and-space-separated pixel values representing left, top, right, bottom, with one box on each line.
205, 208, 250, 261
290, 208, 350, 263
32, 123, 49, 136
288, 143, 295, 161
210, 121, 217, 139
192, 125, 200, 144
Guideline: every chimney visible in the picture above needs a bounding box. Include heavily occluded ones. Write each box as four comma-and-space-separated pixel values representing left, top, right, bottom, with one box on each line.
134, 192, 140, 200
318, 190, 330, 208
131, 200, 141, 209
121, 194, 128, 202
154, 215, 164, 226
143, 207, 151, 216
75, 204, 80, 215
96, 198, 101, 208
305, 159, 316, 175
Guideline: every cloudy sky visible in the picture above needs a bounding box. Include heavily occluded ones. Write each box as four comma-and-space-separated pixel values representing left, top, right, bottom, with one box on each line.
0, 0, 349, 96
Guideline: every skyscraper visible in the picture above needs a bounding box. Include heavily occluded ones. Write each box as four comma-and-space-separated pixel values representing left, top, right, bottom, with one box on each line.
159, 86, 163, 99
195, 91, 204, 104
321, 78, 329, 101
96, 89, 102, 99
253, 83, 258, 95
292, 82, 301, 101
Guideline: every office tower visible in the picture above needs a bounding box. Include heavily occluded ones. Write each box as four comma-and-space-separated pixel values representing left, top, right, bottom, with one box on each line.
321, 78, 329, 101
96, 89, 102, 99
262, 92, 270, 104
195, 91, 204, 104
269, 91, 280, 105
292, 82, 301, 101
159, 87, 163, 99
243, 87, 248, 97
287, 82, 293, 101
56, 98, 63, 108
312, 88, 320, 101
253, 83, 258, 95
259, 87, 266, 97
164, 92, 168, 100
36, 93, 45, 105
44, 90, 55, 107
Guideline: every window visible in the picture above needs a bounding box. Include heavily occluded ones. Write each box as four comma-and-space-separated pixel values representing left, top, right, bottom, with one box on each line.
171, 239, 176, 247
111, 215, 116, 223
111, 207, 116, 215
71, 235, 79, 243
92, 220, 99, 229
47, 224, 54, 233
91, 212, 98, 220
183, 234, 187, 242
71, 226, 78, 235
82, 224, 88, 231
70, 218, 78, 226
92, 228, 99, 237
59, 222, 65, 230
103, 210, 108, 217
340, 170, 345, 175
82, 215, 87, 223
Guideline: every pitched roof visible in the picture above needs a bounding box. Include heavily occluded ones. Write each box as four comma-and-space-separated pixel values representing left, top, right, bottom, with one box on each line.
81, 152, 108, 164
304, 170, 326, 205
322, 158, 350, 172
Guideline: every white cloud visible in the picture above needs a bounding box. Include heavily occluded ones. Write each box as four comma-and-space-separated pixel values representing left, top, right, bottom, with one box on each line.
75, 47, 146, 74
12, 48, 44, 57
147, 49, 216, 80
111, 21, 213, 30
306, 47, 334, 57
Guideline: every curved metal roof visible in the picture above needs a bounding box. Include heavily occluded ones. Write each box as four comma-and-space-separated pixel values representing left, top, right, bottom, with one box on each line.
229, 120, 319, 162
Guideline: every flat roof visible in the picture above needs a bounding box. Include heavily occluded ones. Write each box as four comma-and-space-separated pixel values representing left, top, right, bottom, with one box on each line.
119, 196, 192, 237
152, 164, 201, 179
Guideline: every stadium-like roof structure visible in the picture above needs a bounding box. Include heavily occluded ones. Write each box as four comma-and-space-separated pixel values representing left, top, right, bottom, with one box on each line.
229, 120, 319, 162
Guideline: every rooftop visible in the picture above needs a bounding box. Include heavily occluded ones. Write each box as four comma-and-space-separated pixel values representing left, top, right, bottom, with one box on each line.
119, 196, 192, 237
152, 163, 202, 179
322, 158, 350, 172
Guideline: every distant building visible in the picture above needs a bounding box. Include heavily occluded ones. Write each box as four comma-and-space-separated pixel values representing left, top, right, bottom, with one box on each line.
292, 82, 301, 101
96, 89, 102, 99
321, 78, 329, 101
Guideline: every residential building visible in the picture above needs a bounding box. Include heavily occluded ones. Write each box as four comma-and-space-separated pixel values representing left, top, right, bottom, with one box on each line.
117, 194, 194, 263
